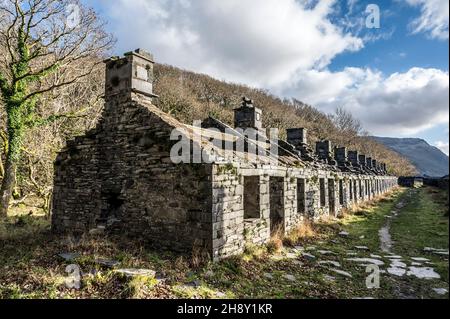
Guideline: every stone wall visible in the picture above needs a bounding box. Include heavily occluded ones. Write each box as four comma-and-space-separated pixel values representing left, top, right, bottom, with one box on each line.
52, 93, 213, 253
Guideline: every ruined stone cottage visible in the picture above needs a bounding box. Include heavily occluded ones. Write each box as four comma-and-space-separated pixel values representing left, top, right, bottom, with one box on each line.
51, 49, 398, 261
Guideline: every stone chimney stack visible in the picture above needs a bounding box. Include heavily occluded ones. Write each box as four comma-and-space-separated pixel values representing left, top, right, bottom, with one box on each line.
316, 140, 332, 161
334, 147, 348, 166
348, 151, 359, 166
359, 154, 367, 167
104, 49, 158, 101
234, 97, 263, 131
287, 128, 308, 149
372, 159, 377, 169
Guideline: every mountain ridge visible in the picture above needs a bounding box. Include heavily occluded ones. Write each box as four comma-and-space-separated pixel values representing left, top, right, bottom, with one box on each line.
370, 136, 449, 177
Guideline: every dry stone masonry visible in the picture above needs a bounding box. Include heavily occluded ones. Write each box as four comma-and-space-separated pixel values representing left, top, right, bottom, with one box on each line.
52, 49, 398, 261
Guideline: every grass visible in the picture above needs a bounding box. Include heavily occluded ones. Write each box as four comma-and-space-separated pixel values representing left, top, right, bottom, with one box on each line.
0, 187, 448, 299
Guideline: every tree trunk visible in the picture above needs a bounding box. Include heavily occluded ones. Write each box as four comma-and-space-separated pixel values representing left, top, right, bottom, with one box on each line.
0, 157, 16, 218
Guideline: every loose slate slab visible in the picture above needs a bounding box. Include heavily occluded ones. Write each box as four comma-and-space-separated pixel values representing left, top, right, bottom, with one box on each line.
354, 246, 370, 251
115, 268, 156, 278
390, 260, 407, 268
347, 258, 384, 266
411, 257, 429, 262
330, 269, 353, 278
385, 255, 402, 260
95, 259, 120, 268
432, 288, 448, 296
317, 250, 335, 256
302, 253, 316, 260
58, 252, 81, 262
339, 231, 350, 238
387, 267, 407, 277
407, 267, 441, 279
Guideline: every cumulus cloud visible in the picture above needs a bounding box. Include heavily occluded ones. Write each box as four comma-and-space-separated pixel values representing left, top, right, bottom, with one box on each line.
435, 141, 450, 155
406, 0, 449, 40
102, 0, 362, 87
281, 67, 450, 136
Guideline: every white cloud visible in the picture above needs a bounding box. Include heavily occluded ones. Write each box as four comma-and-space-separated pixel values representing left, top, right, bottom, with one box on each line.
435, 141, 450, 155
281, 67, 450, 136
406, 0, 449, 40
102, 0, 363, 87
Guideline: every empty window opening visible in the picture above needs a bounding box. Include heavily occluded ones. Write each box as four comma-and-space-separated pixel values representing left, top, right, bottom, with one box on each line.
319, 178, 326, 207
244, 176, 260, 219
297, 178, 306, 214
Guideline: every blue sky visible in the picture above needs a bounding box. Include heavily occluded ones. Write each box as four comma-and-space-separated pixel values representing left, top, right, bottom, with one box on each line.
84, 0, 449, 154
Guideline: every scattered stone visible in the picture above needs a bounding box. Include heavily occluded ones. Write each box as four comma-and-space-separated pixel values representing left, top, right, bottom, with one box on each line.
359, 235, 365, 239
305, 246, 317, 251
302, 253, 316, 260
204, 270, 214, 278
339, 231, 349, 238
346, 251, 358, 256
347, 258, 384, 266
432, 288, 448, 296
331, 269, 353, 278
95, 259, 120, 268
115, 268, 156, 278
370, 254, 382, 259
424, 247, 449, 256
263, 273, 274, 280
317, 250, 335, 255
293, 246, 305, 251
292, 260, 303, 266
283, 274, 296, 282
323, 275, 336, 282
391, 260, 407, 268
354, 246, 369, 251
411, 257, 429, 262
434, 251, 449, 256
318, 260, 341, 268
411, 262, 422, 266
387, 267, 407, 277
58, 252, 80, 262
407, 267, 441, 279
385, 255, 402, 259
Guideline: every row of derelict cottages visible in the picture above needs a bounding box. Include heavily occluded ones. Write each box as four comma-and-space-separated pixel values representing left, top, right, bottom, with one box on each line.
51, 49, 398, 261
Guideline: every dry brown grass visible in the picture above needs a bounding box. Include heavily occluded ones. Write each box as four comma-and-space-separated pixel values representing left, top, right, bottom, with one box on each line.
190, 241, 210, 269
267, 224, 284, 254
283, 219, 316, 246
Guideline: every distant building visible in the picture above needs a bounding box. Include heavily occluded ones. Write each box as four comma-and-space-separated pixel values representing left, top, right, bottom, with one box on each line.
398, 176, 424, 188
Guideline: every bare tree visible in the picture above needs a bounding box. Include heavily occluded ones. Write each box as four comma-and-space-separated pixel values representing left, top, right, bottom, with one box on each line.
0, 0, 113, 217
